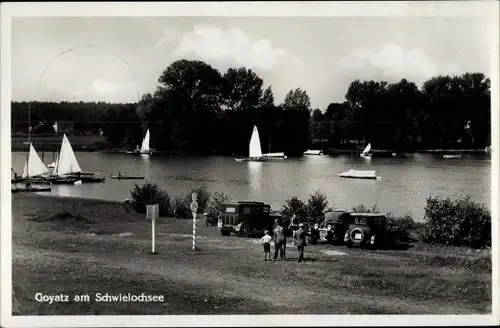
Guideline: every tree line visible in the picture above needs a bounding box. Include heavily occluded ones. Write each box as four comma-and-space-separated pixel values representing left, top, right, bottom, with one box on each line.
11, 59, 491, 154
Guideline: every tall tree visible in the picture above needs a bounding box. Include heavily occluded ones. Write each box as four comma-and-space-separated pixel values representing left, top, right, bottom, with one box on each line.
223, 67, 264, 113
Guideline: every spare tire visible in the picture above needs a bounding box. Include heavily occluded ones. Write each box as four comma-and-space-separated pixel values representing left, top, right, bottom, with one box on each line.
350, 228, 365, 244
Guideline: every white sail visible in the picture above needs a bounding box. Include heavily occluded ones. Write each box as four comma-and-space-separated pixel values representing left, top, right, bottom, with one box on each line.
140, 129, 150, 153
248, 126, 263, 158
21, 143, 49, 178
362, 143, 371, 154
53, 134, 82, 176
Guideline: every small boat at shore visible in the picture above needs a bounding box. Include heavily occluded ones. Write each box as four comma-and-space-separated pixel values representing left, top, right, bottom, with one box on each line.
304, 149, 322, 156
110, 175, 145, 180
443, 154, 462, 159
12, 183, 52, 193
338, 169, 380, 180
262, 152, 287, 159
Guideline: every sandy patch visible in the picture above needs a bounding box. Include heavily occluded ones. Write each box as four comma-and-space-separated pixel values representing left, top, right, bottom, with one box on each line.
321, 249, 348, 256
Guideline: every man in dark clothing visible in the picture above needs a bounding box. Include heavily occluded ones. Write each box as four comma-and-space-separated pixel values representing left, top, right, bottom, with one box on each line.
294, 223, 309, 263
273, 221, 287, 261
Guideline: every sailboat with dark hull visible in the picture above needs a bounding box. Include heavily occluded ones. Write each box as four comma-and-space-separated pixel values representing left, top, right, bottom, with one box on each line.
11, 143, 52, 192
45, 134, 105, 184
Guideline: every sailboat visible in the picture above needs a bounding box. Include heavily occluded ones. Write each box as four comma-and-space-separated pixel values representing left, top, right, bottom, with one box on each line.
11, 143, 52, 192
338, 149, 381, 180
127, 129, 153, 155
361, 143, 372, 158
47, 134, 105, 184
235, 126, 267, 162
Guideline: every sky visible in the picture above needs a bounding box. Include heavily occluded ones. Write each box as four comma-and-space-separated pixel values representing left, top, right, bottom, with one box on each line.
10, 10, 495, 109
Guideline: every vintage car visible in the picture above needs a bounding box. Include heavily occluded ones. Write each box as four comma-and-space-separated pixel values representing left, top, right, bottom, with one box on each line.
314, 211, 355, 245
344, 213, 388, 249
217, 201, 276, 237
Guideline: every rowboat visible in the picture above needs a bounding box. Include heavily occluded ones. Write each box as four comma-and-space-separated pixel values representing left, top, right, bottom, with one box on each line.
110, 175, 145, 180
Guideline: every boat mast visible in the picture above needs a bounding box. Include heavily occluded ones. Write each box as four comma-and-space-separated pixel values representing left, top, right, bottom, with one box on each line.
26, 101, 31, 179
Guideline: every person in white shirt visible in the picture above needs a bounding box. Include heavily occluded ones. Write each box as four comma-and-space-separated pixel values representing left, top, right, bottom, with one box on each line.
260, 230, 272, 261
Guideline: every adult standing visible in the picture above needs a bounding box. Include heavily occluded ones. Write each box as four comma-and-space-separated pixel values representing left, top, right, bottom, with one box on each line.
273, 219, 287, 261
294, 223, 309, 263
288, 214, 300, 239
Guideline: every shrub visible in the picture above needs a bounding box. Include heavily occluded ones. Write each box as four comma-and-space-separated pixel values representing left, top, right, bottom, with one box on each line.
281, 196, 308, 221
307, 190, 329, 224
172, 195, 190, 218
352, 204, 380, 214
386, 212, 416, 242
207, 192, 232, 217
419, 195, 491, 248
172, 185, 212, 218
129, 180, 171, 216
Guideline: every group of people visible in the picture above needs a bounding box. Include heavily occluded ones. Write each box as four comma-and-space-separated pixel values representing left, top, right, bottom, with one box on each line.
260, 215, 309, 263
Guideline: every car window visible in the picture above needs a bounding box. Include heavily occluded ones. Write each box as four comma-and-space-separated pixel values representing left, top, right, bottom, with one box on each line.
225, 206, 236, 213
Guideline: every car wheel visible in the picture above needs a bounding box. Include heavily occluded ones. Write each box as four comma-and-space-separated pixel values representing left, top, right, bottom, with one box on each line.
239, 223, 250, 237
346, 240, 353, 248
220, 230, 231, 236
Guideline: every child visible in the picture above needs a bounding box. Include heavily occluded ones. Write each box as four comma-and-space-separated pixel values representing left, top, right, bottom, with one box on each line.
260, 230, 272, 261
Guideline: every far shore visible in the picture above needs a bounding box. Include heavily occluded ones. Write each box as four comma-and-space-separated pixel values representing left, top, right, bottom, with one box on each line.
10, 148, 490, 154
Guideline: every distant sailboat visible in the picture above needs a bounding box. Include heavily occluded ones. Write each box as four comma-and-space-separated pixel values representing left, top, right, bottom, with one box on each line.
235, 126, 266, 162
52, 134, 82, 177
127, 129, 153, 155
11, 143, 52, 192
21, 143, 50, 179
361, 143, 372, 157
140, 129, 152, 154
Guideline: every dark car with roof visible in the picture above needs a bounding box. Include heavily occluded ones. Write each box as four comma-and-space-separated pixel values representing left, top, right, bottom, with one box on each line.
217, 201, 277, 237
344, 212, 388, 249
310, 210, 354, 245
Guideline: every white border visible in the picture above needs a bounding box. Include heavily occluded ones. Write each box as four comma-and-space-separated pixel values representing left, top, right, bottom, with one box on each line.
1, 1, 499, 327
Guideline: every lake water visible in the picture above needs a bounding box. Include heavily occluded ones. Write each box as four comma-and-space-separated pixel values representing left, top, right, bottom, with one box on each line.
11, 152, 491, 221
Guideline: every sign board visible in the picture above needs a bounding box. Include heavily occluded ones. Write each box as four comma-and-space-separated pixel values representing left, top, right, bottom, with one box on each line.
190, 200, 198, 214
146, 204, 159, 221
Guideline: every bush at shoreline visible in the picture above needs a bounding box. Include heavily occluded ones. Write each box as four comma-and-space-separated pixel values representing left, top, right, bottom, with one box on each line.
128, 182, 490, 249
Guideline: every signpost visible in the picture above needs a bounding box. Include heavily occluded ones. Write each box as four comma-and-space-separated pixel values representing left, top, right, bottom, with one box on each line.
146, 204, 159, 255
190, 192, 198, 251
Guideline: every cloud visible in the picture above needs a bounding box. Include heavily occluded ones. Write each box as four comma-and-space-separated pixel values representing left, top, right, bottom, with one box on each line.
170, 24, 301, 71
91, 80, 137, 94
153, 27, 179, 49
336, 43, 438, 84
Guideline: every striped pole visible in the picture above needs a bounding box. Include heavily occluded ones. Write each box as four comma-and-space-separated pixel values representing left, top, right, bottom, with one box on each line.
190, 192, 198, 252
192, 211, 196, 251
152, 214, 156, 253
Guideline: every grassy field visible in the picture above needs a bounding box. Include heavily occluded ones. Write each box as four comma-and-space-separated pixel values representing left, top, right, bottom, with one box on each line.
11, 193, 492, 315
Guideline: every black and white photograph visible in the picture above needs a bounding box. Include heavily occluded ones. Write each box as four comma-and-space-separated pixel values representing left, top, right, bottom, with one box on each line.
1, 1, 498, 327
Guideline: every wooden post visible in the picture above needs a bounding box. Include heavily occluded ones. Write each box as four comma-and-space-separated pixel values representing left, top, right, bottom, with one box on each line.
190, 192, 199, 251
